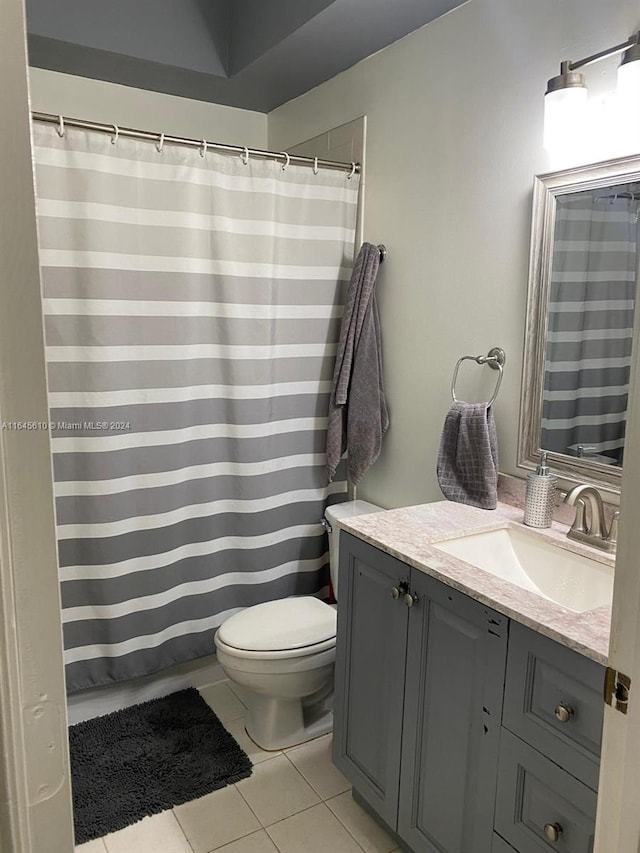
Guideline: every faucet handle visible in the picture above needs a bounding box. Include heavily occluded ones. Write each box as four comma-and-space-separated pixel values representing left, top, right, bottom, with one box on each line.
606, 511, 620, 546
569, 497, 588, 534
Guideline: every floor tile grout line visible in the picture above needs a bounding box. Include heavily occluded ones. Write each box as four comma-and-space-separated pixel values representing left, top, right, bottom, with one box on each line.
281, 748, 327, 800
234, 752, 322, 828
173, 785, 261, 853
328, 788, 401, 853
281, 746, 350, 803
233, 777, 267, 830
324, 795, 376, 853
148, 806, 195, 853
223, 680, 249, 710
222, 713, 248, 726
166, 808, 197, 853
263, 800, 370, 853
201, 827, 266, 853
262, 799, 330, 833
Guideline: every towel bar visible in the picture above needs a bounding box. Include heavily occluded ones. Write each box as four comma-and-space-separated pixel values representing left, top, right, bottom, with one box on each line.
451, 347, 506, 407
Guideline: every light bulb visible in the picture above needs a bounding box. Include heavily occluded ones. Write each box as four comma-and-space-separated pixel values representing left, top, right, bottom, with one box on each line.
617, 58, 640, 98
543, 86, 588, 153
617, 55, 640, 154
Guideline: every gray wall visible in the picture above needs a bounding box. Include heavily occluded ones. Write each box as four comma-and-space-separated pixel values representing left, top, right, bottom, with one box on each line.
28, 68, 268, 148
268, 0, 640, 509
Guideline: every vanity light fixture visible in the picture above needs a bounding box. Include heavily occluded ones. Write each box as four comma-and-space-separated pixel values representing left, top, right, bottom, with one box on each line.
618, 32, 640, 97
544, 30, 640, 152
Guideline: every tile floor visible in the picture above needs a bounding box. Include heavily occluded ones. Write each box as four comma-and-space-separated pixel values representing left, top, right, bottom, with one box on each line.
75, 681, 402, 853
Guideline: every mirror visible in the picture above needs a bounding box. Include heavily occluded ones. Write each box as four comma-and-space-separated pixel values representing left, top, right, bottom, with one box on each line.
519, 155, 640, 489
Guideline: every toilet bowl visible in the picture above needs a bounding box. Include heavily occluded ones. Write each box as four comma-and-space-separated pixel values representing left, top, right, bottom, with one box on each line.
213, 499, 381, 750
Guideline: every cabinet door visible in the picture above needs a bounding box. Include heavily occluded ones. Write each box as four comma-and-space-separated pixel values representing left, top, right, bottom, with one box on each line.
333, 532, 410, 829
398, 574, 508, 853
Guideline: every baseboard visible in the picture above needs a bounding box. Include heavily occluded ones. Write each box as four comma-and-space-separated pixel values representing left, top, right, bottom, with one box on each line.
66, 654, 225, 725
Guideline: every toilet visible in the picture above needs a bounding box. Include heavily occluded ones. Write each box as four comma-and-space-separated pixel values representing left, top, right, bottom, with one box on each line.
214, 500, 380, 750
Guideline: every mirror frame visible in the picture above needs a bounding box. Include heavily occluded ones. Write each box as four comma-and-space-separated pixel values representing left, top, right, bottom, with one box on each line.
518, 153, 640, 491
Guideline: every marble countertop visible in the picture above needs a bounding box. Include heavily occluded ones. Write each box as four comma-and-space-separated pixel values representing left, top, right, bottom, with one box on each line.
339, 501, 614, 665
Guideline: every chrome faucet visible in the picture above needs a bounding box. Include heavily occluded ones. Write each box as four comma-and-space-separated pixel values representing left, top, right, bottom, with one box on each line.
564, 484, 619, 553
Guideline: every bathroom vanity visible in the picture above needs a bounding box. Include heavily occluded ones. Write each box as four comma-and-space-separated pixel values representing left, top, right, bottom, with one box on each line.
332, 502, 612, 853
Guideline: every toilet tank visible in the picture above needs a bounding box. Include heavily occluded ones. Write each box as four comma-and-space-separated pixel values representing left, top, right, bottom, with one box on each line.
324, 500, 381, 600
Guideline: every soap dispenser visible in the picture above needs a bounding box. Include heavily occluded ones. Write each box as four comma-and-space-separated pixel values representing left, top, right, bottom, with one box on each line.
524, 451, 557, 528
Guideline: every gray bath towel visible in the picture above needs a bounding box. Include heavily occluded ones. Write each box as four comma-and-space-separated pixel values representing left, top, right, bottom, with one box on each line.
326, 242, 389, 484
436, 402, 498, 509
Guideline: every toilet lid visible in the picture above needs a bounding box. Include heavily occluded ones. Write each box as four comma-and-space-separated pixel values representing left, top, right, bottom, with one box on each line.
217, 597, 337, 652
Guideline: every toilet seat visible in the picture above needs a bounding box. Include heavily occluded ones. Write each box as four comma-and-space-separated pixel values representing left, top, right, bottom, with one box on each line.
215, 634, 336, 661
215, 596, 336, 660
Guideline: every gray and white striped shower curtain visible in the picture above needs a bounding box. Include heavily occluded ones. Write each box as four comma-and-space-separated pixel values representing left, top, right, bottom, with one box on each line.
542, 191, 637, 464
33, 125, 359, 692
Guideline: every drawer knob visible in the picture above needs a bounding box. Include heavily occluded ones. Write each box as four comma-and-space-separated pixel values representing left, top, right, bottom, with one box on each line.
391, 582, 409, 600
405, 592, 418, 608
544, 822, 563, 842
554, 703, 575, 723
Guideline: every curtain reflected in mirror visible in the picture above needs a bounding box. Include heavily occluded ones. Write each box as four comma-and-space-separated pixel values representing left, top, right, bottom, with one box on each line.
541, 183, 640, 468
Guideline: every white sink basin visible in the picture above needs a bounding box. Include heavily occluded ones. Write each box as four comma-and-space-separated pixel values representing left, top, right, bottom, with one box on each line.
431, 527, 613, 613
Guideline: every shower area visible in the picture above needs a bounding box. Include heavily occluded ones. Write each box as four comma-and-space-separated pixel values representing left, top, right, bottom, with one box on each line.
32, 116, 360, 696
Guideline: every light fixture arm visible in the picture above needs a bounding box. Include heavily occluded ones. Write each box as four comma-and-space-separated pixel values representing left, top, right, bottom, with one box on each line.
566, 31, 640, 72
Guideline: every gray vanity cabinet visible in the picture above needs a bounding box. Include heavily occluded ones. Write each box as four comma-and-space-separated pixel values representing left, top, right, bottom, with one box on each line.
332, 532, 411, 828
334, 532, 508, 853
398, 570, 508, 853
494, 623, 604, 853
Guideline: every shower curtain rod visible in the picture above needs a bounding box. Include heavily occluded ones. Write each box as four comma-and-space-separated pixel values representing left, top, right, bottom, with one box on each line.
31, 111, 362, 175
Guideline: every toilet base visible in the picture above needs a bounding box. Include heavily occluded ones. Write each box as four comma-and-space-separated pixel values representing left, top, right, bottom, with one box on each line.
245, 692, 333, 750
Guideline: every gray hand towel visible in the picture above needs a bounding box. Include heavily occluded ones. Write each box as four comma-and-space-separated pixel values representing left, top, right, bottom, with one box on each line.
326, 242, 389, 485
436, 402, 498, 509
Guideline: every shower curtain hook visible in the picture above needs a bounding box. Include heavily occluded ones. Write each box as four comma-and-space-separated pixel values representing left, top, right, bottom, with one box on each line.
242, 146, 249, 165
313, 157, 319, 175
347, 162, 356, 180
156, 133, 165, 153
111, 125, 119, 145
200, 138, 207, 158
56, 115, 65, 138
281, 152, 290, 171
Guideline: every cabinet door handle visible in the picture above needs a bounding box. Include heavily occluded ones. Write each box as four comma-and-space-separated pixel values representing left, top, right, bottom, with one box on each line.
404, 592, 418, 608
391, 582, 409, 600
554, 703, 574, 723
543, 822, 563, 842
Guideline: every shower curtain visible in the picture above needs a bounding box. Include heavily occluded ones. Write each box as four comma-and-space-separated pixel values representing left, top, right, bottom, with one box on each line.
542, 191, 637, 464
32, 124, 359, 692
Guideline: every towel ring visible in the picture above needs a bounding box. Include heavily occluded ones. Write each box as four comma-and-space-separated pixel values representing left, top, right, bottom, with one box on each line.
451, 347, 506, 408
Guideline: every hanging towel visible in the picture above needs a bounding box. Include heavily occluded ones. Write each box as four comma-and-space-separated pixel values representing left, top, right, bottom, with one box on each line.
326, 242, 389, 485
436, 402, 498, 509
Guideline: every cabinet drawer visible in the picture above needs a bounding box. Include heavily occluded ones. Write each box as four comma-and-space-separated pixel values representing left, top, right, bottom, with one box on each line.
493, 834, 517, 853
503, 622, 603, 790
495, 729, 597, 853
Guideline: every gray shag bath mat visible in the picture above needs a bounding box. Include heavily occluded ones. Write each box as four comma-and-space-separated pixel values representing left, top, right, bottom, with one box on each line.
69, 687, 252, 844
